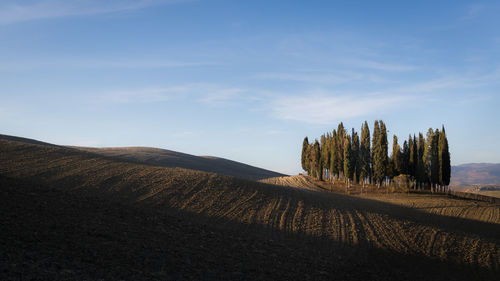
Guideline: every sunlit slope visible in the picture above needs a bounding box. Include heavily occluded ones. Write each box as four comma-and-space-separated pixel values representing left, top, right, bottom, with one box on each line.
262, 175, 500, 224
70, 146, 286, 181
0, 136, 499, 271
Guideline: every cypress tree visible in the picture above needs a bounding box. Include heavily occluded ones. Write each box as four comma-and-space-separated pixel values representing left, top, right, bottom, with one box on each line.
337, 123, 345, 178
301, 137, 309, 172
313, 140, 322, 180
308, 143, 315, 177
408, 135, 416, 178
372, 120, 382, 184
343, 134, 352, 182
352, 129, 360, 183
431, 129, 440, 188
401, 140, 409, 175
330, 130, 338, 180
380, 121, 389, 183
391, 135, 401, 177
372, 120, 385, 185
320, 134, 328, 180
423, 128, 434, 187
360, 121, 371, 184
417, 133, 426, 187
440, 126, 451, 187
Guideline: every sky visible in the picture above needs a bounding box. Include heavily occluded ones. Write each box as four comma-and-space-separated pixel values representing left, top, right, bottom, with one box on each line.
1, 0, 500, 175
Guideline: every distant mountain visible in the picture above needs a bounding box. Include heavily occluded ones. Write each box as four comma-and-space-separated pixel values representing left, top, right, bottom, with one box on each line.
451, 163, 500, 186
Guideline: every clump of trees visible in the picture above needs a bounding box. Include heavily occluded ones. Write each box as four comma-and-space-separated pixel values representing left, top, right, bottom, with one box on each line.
301, 121, 451, 191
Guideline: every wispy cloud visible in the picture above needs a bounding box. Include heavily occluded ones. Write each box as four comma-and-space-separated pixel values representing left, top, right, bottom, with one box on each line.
253, 72, 364, 84
0, 0, 184, 24
198, 87, 247, 106
96, 84, 248, 106
253, 70, 390, 85
172, 130, 195, 138
460, 4, 485, 21
338, 58, 417, 72
100, 86, 189, 103
0, 58, 212, 71
271, 94, 413, 124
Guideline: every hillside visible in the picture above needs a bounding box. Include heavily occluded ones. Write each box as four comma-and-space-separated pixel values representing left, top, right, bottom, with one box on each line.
451, 163, 500, 186
1, 135, 499, 280
69, 146, 286, 181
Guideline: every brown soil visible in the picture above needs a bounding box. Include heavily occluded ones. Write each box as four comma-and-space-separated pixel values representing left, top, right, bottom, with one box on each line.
1, 136, 499, 280
69, 145, 286, 181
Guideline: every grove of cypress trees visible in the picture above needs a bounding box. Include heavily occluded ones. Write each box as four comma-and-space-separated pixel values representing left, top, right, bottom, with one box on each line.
300, 121, 450, 192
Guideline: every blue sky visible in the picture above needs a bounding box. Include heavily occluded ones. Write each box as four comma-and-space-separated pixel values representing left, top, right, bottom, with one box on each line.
1, 0, 499, 175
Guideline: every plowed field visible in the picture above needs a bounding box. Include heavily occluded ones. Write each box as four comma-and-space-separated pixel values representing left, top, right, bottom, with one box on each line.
1, 136, 499, 280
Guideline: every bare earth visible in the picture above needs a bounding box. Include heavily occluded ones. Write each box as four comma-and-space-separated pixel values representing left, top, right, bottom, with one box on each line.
0, 135, 499, 280
69, 145, 286, 181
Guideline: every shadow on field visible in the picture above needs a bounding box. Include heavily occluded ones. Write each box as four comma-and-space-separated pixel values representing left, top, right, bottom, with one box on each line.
1, 175, 498, 281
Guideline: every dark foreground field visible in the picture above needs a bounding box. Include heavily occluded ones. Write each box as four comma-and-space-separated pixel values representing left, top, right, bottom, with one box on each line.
1, 135, 499, 280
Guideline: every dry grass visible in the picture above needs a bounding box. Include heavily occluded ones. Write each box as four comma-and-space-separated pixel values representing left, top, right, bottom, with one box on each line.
1, 135, 499, 280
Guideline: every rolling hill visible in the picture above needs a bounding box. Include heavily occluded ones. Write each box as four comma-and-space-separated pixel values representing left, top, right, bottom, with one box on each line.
451, 163, 500, 186
1, 134, 499, 280
69, 145, 286, 181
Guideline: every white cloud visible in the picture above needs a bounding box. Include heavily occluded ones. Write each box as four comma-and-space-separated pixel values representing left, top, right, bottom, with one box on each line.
0, 0, 183, 24
271, 94, 413, 124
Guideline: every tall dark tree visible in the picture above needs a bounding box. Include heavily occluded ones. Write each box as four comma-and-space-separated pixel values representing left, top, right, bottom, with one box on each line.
313, 139, 322, 180
351, 129, 360, 183
439, 125, 451, 187
301, 137, 309, 172
416, 133, 426, 187
372, 120, 388, 185
360, 121, 371, 184
336, 123, 346, 178
330, 130, 338, 180
423, 128, 434, 187
408, 135, 416, 178
320, 134, 329, 179
391, 135, 401, 177
401, 140, 409, 175
380, 121, 389, 182
372, 121, 380, 185
343, 134, 352, 182
430, 129, 440, 188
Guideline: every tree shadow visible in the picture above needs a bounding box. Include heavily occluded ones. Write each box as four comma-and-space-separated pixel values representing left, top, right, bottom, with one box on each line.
1, 175, 498, 281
